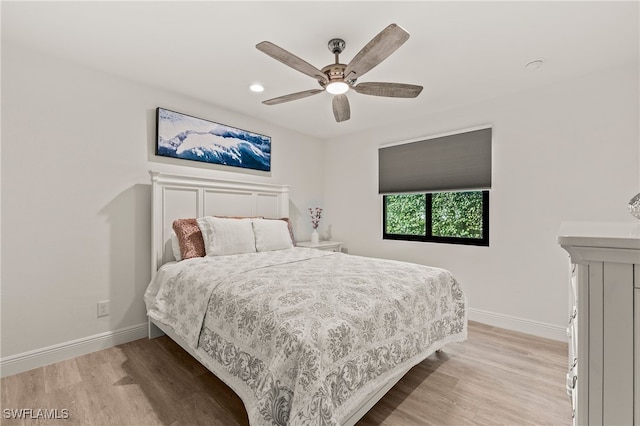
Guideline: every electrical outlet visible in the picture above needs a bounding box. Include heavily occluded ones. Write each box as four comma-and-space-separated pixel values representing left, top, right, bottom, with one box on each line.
97, 300, 110, 318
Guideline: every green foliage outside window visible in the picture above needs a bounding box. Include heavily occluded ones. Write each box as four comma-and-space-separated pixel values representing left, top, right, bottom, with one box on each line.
431, 191, 483, 238
384, 193, 425, 235
385, 191, 484, 240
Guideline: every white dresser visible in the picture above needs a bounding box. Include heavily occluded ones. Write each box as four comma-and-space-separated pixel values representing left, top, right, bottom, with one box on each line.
558, 222, 640, 426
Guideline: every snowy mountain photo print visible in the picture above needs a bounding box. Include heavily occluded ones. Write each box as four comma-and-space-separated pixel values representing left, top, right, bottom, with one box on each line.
156, 108, 271, 172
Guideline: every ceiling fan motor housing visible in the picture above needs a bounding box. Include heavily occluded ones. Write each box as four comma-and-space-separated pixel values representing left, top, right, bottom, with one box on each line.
319, 63, 358, 89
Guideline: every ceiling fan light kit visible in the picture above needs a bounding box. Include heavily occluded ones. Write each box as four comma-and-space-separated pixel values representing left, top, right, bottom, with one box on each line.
326, 81, 349, 95
256, 23, 423, 123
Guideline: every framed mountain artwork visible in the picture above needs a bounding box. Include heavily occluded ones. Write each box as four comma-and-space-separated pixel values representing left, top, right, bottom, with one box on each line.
156, 107, 271, 172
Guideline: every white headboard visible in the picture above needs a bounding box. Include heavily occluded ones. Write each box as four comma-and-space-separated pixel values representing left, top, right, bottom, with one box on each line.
150, 171, 290, 275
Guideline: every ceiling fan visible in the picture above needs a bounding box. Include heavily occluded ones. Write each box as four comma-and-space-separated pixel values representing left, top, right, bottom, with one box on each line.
256, 23, 423, 123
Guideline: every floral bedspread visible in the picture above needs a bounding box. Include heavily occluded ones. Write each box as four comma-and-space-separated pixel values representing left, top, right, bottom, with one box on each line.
145, 248, 467, 425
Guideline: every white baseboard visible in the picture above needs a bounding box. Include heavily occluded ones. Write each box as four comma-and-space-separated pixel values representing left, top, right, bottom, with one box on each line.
0, 312, 566, 378
468, 308, 567, 342
0, 323, 148, 378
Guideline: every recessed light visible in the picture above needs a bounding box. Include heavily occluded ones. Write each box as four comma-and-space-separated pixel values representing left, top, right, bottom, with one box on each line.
525, 59, 544, 70
250, 83, 264, 93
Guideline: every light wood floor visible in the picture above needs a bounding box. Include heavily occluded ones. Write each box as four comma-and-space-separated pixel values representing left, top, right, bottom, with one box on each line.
1, 321, 571, 425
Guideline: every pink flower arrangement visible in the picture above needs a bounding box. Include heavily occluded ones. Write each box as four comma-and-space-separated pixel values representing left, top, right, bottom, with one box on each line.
309, 207, 323, 230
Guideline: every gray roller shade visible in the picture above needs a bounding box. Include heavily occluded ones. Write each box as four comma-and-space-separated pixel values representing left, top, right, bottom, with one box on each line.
379, 128, 492, 194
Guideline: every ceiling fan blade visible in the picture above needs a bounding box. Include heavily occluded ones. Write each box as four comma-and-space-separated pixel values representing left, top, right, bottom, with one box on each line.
256, 41, 328, 83
343, 23, 410, 81
354, 82, 423, 98
332, 94, 350, 122
262, 89, 324, 105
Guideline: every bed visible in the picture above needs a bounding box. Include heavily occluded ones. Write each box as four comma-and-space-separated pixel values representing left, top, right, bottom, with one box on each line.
144, 172, 467, 425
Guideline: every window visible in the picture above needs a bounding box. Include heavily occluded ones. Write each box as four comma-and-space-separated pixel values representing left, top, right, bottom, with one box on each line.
378, 127, 492, 246
383, 190, 489, 246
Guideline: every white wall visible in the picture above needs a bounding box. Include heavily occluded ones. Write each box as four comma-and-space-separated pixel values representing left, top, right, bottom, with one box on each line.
1, 42, 325, 360
323, 63, 639, 339
2, 40, 637, 374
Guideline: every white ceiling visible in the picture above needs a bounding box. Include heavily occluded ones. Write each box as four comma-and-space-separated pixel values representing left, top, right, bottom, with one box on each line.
3, 1, 638, 140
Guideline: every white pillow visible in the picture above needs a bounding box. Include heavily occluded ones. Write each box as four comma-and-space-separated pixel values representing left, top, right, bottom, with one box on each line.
197, 216, 257, 256
252, 219, 294, 252
170, 231, 182, 261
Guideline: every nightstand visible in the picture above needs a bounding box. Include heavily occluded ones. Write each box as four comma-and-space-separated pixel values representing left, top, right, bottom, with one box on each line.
296, 240, 343, 252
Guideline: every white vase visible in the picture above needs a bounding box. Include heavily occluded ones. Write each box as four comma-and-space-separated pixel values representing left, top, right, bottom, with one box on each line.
311, 229, 319, 244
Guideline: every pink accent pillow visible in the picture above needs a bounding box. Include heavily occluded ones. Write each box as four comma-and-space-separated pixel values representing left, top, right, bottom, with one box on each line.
172, 218, 205, 260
